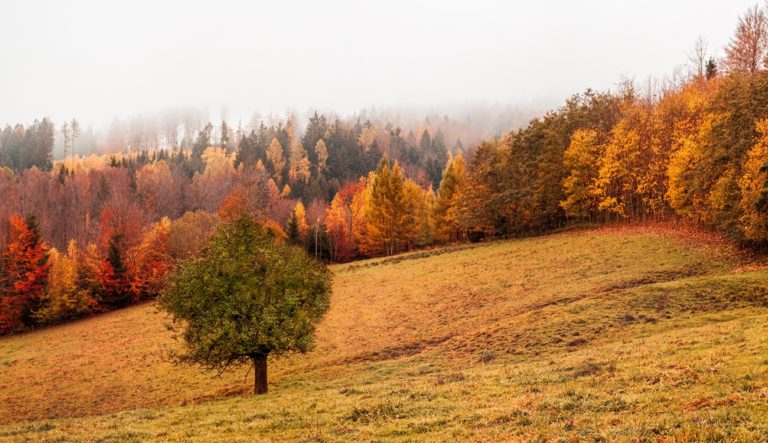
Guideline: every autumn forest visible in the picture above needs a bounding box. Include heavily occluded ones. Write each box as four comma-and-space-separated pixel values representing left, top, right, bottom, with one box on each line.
3, 5, 768, 336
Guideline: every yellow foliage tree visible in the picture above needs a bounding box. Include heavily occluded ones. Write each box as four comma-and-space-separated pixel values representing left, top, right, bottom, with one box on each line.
358, 126, 378, 152
561, 129, 602, 219
294, 201, 309, 236
664, 82, 718, 220
266, 137, 285, 183
360, 159, 418, 256
169, 211, 220, 259
190, 147, 236, 212
314, 139, 329, 173
739, 119, 768, 240
595, 103, 651, 219
34, 241, 95, 325
432, 152, 466, 242
406, 179, 433, 247
288, 138, 311, 183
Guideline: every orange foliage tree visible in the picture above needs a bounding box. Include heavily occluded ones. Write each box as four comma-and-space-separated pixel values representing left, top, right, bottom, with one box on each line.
326, 180, 366, 261
130, 217, 173, 300
0, 215, 50, 333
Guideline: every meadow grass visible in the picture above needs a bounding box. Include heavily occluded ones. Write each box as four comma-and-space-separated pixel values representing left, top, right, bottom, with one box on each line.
1, 227, 767, 441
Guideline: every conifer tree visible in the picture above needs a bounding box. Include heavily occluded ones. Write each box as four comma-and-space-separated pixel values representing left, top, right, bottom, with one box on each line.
98, 233, 134, 310
235, 132, 257, 167
363, 158, 416, 255
286, 209, 301, 245
220, 121, 231, 152
191, 123, 213, 172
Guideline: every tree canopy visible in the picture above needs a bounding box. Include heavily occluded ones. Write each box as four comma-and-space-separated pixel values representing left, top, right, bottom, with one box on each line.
159, 215, 332, 394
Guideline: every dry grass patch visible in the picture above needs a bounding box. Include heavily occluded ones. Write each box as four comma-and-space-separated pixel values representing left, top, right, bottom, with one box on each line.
1, 228, 767, 441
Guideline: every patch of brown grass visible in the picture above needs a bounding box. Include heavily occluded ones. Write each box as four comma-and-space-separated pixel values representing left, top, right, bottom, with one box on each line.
1, 226, 766, 441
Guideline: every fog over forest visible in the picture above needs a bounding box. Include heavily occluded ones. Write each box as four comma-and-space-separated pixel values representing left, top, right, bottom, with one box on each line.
1, 0, 757, 157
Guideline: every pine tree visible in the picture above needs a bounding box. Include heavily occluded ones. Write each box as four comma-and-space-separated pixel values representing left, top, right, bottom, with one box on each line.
191, 123, 213, 172
705, 58, 718, 79
235, 131, 257, 167
220, 121, 231, 152
286, 209, 301, 245
98, 233, 134, 310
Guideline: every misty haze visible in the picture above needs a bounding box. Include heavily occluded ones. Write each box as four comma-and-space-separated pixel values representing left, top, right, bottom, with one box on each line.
2, 1, 768, 441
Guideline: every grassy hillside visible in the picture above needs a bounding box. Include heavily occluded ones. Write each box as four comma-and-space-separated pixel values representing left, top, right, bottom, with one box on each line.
2, 227, 768, 441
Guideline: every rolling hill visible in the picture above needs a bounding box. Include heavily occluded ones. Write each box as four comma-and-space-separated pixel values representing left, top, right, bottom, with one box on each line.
1, 226, 768, 441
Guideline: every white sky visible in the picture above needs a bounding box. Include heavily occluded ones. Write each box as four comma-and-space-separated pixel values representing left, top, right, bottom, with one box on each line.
0, 0, 758, 128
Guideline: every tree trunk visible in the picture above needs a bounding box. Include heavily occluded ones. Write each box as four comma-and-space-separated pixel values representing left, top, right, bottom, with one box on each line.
252, 353, 268, 395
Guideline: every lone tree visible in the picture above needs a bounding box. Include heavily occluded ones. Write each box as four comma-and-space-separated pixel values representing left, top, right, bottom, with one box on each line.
159, 215, 332, 394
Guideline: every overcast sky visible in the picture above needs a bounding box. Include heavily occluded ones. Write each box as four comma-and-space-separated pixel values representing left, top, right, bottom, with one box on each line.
0, 0, 758, 128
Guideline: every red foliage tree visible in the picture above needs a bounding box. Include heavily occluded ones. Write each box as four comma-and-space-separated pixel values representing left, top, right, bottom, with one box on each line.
97, 233, 135, 310
0, 215, 50, 333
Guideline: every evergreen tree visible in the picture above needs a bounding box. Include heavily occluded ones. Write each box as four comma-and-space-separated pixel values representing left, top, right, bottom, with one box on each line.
286, 209, 302, 245
235, 132, 257, 167
302, 112, 328, 165
706, 58, 718, 79
191, 123, 213, 172
98, 233, 133, 309
220, 121, 231, 152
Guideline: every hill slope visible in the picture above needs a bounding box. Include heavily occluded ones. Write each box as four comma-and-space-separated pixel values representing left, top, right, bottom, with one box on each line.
2, 227, 768, 441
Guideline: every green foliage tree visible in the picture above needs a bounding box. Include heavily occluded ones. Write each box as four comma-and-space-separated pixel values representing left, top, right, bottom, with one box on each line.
706, 58, 718, 80
286, 208, 302, 245
191, 123, 213, 172
159, 216, 332, 394
98, 233, 134, 310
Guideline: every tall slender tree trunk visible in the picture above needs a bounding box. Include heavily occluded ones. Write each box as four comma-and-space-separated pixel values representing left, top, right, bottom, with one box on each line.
252, 353, 268, 395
